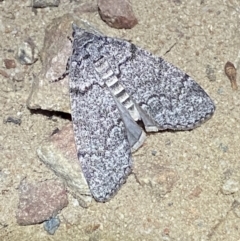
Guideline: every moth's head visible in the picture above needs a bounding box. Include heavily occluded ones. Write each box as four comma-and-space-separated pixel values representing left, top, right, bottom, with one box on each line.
72, 24, 85, 38
72, 24, 97, 49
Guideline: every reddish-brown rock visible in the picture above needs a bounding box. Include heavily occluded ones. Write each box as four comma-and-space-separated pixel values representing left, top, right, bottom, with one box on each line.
3, 59, 16, 69
98, 0, 138, 29
16, 179, 68, 225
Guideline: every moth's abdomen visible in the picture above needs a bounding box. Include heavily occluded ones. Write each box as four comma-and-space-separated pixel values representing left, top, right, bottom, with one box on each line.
94, 56, 140, 121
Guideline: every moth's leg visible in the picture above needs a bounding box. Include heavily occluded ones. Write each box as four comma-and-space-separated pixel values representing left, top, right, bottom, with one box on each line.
134, 102, 160, 132
51, 68, 69, 83
111, 95, 146, 152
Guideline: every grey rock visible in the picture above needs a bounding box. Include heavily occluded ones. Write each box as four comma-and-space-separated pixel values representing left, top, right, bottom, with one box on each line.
218, 143, 228, 153
205, 65, 216, 82
17, 38, 38, 65
43, 216, 61, 235
37, 123, 92, 208
27, 14, 96, 113
4, 116, 22, 125
32, 0, 60, 8
151, 150, 157, 156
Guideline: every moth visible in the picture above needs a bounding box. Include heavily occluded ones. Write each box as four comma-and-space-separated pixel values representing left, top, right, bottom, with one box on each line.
67, 24, 215, 202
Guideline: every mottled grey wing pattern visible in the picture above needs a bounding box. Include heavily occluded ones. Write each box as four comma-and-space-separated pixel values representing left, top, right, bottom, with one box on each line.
96, 36, 215, 131
69, 29, 135, 202
68, 25, 215, 202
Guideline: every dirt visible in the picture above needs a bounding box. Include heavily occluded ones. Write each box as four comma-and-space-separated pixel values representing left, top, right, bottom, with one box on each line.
0, 0, 240, 240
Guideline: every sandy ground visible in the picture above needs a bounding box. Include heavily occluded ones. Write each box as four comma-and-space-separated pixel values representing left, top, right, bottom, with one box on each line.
1, 0, 240, 240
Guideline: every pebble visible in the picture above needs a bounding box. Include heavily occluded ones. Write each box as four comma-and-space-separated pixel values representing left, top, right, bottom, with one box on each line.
32, 0, 60, 8
16, 179, 68, 225
17, 38, 38, 65
97, 0, 138, 29
221, 179, 239, 195
3, 59, 16, 69
43, 217, 61, 235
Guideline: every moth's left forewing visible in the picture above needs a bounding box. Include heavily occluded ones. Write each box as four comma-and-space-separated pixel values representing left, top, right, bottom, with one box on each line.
101, 36, 215, 131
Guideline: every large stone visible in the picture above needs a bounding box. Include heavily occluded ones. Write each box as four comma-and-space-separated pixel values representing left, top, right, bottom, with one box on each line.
16, 179, 68, 225
37, 123, 92, 207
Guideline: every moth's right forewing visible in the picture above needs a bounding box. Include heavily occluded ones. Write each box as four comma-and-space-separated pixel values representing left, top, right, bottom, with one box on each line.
69, 27, 133, 202
99, 36, 215, 131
